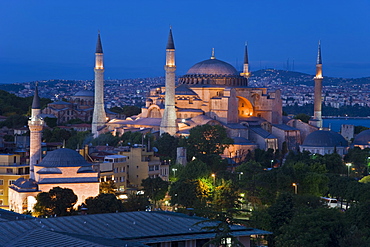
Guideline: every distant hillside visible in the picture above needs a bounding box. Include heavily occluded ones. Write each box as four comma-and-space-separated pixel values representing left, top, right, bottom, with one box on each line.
0, 90, 51, 116
250, 69, 370, 86
0, 84, 25, 92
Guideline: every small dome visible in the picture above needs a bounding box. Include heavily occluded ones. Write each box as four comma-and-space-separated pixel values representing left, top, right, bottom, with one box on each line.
36, 148, 92, 167
74, 90, 94, 97
303, 130, 348, 147
353, 129, 370, 145
186, 58, 238, 76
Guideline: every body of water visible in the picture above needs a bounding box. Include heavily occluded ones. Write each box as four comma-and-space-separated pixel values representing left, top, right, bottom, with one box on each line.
323, 118, 370, 132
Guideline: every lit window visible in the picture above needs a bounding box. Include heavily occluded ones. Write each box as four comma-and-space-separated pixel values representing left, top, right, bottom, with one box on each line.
0, 189, 3, 195
9, 180, 15, 186
0, 180, 3, 186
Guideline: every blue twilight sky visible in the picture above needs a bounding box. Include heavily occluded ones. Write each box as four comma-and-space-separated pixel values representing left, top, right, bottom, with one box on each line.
1, 0, 370, 84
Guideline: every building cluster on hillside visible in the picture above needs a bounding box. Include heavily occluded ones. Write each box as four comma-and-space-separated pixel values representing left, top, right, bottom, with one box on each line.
8, 71, 370, 111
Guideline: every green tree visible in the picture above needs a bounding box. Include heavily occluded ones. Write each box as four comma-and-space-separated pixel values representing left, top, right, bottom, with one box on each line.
99, 180, 117, 194
141, 177, 169, 208
275, 208, 345, 247
44, 117, 57, 128
179, 159, 210, 180
344, 147, 370, 177
92, 132, 120, 147
186, 124, 233, 164
213, 180, 240, 212
84, 193, 124, 214
123, 194, 150, 212
153, 132, 178, 161
120, 131, 143, 146
322, 153, 345, 174
0, 114, 28, 129
293, 113, 311, 123
43, 127, 75, 143
65, 131, 91, 149
33, 187, 77, 217
359, 175, 370, 183
169, 178, 210, 208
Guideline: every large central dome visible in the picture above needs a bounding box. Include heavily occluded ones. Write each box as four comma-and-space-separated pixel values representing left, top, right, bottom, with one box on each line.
186, 58, 238, 76
179, 57, 248, 87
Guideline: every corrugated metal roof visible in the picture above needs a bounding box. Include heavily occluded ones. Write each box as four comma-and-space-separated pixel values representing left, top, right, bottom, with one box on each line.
0, 211, 270, 246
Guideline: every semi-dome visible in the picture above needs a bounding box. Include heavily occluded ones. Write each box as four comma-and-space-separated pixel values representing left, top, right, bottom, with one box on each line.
302, 130, 348, 147
36, 148, 92, 167
74, 90, 94, 97
353, 129, 370, 145
186, 58, 238, 76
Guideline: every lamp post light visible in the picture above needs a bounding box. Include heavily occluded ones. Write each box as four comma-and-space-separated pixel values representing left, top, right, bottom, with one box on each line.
172, 168, 177, 177
239, 172, 244, 180
211, 173, 216, 186
346, 163, 352, 177
270, 159, 274, 168
292, 183, 298, 194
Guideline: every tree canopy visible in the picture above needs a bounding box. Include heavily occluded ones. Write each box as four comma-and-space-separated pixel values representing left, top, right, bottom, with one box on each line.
84, 193, 124, 214
33, 187, 77, 217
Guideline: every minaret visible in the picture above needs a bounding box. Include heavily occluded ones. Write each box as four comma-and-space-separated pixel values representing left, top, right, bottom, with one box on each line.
92, 32, 107, 138
240, 42, 250, 79
160, 28, 178, 135
28, 85, 44, 180
313, 41, 323, 128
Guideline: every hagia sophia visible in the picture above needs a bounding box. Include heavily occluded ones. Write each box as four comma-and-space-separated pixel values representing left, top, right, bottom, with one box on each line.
106, 29, 326, 158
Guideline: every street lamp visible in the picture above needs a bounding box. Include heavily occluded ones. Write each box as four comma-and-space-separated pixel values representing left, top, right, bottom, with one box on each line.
211, 173, 216, 186
239, 172, 244, 180
270, 160, 274, 168
292, 183, 298, 194
172, 168, 177, 177
346, 163, 352, 177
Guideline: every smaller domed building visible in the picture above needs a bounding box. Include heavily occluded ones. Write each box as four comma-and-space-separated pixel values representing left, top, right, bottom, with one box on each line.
352, 129, 370, 149
300, 130, 349, 156
42, 90, 95, 124
8, 148, 99, 213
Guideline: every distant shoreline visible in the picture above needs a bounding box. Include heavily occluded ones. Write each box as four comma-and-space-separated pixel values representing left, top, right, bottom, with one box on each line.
322, 116, 370, 119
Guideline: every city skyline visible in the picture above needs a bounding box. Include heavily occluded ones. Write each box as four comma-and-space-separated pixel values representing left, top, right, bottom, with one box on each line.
1, 1, 370, 84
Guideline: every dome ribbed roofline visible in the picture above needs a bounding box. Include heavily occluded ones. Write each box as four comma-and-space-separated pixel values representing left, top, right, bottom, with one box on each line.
186, 58, 238, 76
302, 130, 348, 147
36, 148, 92, 167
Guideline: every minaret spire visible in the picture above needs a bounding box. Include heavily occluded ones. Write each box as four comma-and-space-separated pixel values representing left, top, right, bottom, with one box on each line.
28, 85, 44, 180
160, 28, 178, 135
92, 32, 107, 137
317, 40, 322, 65
166, 27, 175, 50
211, 48, 216, 59
96, 31, 103, 53
313, 40, 323, 128
240, 42, 250, 79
